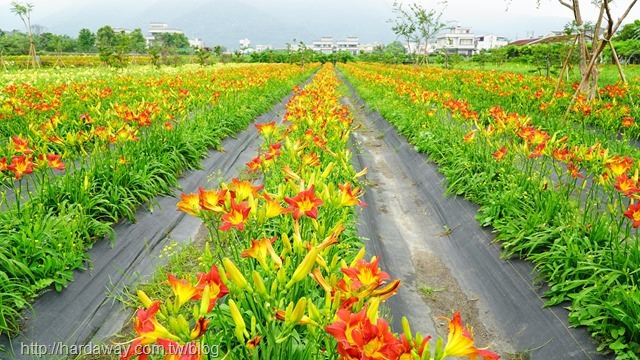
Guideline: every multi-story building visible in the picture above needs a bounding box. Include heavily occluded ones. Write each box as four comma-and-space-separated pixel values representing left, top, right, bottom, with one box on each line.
145, 22, 186, 47
255, 44, 273, 52
335, 36, 359, 55
475, 35, 509, 51
435, 26, 475, 56
312, 37, 335, 54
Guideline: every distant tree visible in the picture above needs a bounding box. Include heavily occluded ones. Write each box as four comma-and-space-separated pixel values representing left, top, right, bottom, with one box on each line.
77, 28, 96, 52
129, 28, 147, 54
158, 33, 189, 51
10, 1, 38, 69
614, 19, 640, 41
96, 26, 117, 65
388, 1, 416, 61
212, 45, 225, 57
407, 2, 446, 64
195, 46, 211, 66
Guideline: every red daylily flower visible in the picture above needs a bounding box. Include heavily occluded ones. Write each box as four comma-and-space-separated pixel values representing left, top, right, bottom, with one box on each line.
8, 155, 34, 180
46, 154, 65, 170
284, 185, 323, 220
492, 147, 507, 162
194, 265, 229, 312
615, 174, 640, 197
10, 136, 33, 154
624, 202, 640, 228
622, 117, 634, 128
326, 307, 404, 360
567, 161, 584, 179
220, 198, 251, 231
341, 256, 390, 290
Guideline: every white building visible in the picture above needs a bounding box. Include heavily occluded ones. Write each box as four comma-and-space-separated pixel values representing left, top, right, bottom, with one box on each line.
189, 38, 205, 48
436, 26, 475, 56
312, 37, 335, 54
255, 44, 273, 52
475, 35, 509, 51
335, 36, 359, 55
239, 38, 251, 49
358, 42, 383, 53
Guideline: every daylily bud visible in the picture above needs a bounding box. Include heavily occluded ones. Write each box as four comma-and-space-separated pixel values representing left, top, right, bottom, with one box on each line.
350, 247, 367, 266
137, 290, 153, 309
288, 297, 307, 326
402, 316, 413, 345
286, 247, 319, 288
223, 258, 249, 290
229, 299, 247, 341
321, 162, 335, 179
199, 285, 211, 316
366, 297, 380, 323
252, 271, 268, 296
281, 233, 292, 255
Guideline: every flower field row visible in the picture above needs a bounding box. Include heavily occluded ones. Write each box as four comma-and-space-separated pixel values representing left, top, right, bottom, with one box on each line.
354, 63, 640, 154
123, 64, 500, 359
339, 62, 640, 358
0, 64, 315, 336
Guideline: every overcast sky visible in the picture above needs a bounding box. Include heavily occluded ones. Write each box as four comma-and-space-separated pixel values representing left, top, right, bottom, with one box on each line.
1, 0, 639, 47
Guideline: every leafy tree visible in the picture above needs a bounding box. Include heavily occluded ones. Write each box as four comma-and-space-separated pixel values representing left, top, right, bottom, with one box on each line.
10, 1, 38, 69
389, 0, 446, 64
157, 33, 189, 51
213, 45, 225, 57
77, 28, 96, 52
96, 26, 116, 65
195, 47, 211, 66
129, 28, 147, 54
614, 19, 640, 41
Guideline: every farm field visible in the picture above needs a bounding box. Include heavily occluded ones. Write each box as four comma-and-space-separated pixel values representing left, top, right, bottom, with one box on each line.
1, 58, 639, 360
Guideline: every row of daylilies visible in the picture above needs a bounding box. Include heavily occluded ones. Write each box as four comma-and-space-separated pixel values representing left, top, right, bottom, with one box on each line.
339, 63, 640, 358
0, 64, 313, 336
124, 64, 500, 359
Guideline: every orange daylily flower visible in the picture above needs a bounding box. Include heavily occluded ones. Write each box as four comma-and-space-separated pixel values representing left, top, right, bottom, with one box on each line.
341, 256, 390, 290
262, 193, 292, 218
198, 187, 227, 213
463, 130, 476, 143
622, 117, 634, 128
339, 183, 367, 207
247, 336, 262, 350
220, 198, 251, 231
441, 311, 500, 360
156, 339, 202, 360
228, 178, 263, 202
265, 143, 282, 160
0, 157, 7, 172
492, 147, 507, 162
552, 148, 572, 163
525, 141, 545, 159
284, 185, 324, 220
121, 301, 180, 360
567, 161, 584, 179
255, 121, 277, 138
193, 265, 229, 312
10, 136, 33, 154
605, 155, 633, 177
177, 193, 200, 216
615, 174, 640, 197
8, 155, 34, 180
46, 154, 65, 171
624, 202, 640, 228
241, 237, 282, 269
167, 274, 198, 308
326, 307, 404, 360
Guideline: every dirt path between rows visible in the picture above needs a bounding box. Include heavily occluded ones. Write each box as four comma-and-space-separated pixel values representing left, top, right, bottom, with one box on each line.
343, 75, 613, 359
